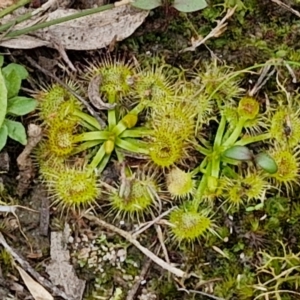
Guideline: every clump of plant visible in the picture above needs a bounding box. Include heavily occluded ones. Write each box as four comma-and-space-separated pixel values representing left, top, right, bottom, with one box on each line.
0, 56, 37, 152
31, 55, 300, 299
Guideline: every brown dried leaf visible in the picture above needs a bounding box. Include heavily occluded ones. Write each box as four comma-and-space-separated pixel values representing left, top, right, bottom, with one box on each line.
16, 266, 54, 300
0, 5, 148, 50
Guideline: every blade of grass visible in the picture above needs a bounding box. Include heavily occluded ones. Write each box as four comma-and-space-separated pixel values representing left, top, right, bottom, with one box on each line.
0, 0, 30, 19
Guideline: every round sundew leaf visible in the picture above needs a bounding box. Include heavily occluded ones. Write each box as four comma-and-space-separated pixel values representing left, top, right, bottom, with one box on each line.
173, 0, 207, 13
254, 152, 278, 174
131, 0, 161, 11
223, 145, 253, 161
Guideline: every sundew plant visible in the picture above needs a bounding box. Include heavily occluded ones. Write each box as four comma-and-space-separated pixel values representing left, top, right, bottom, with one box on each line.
34, 57, 300, 299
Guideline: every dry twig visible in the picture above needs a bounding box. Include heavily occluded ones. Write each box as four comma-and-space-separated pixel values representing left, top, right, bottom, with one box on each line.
82, 213, 186, 278
181, 7, 236, 52
271, 0, 300, 18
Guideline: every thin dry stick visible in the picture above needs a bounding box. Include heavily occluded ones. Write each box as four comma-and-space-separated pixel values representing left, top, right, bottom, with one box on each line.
82, 213, 185, 278
181, 7, 236, 52
132, 207, 176, 238
126, 257, 152, 300
0, 232, 70, 300
25, 56, 106, 129
271, 0, 300, 18
155, 225, 170, 264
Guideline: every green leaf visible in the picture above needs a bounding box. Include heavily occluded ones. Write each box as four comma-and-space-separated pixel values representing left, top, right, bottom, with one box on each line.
0, 56, 4, 68
222, 145, 252, 161
254, 152, 278, 174
2, 63, 28, 80
0, 69, 7, 128
7, 96, 37, 116
131, 0, 161, 10
4, 119, 27, 145
173, 0, 207, 12
0, 125, 8, 152
3, 69, 22, 99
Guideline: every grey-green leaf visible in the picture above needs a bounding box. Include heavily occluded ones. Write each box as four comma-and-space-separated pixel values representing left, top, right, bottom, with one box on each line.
4, 69, 22, 99
7, 96, 37, 116
4, 119, 27, 145
0, 125, 8, 152
0, 69, 7, 128
254, 152, 278, 174
223, 145, 253, 161
2, 63, 28, 80
131, 0, 161, 10
173, 0, 207, 12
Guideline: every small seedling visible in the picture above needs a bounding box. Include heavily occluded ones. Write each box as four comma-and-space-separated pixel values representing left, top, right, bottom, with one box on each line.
0, 56, 37, 152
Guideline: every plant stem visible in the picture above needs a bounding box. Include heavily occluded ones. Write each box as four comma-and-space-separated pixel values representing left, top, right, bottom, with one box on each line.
73, 109, 102, 130
194, 161, 212, 207
71, 140, 102, 155
0, 0, 30, 19
88, 143, 106, 171
234, 133, 271, 146
194, 144, 211, 156
214, 113, 227, 148
119, 128, 153, 138
108, 92, 117, 130
115, 137, 149, 154
222, 117, 246, 147
73, 131, 110, 142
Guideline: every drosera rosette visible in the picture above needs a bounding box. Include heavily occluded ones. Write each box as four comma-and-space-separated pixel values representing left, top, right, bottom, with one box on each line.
168, 202, 216, 244
165, 167, 196, 200
177, 82, 215, 127
191, 60, 244, 104
45, 117, 78, 158
35, 82, 82, 125
84, 55, 135, 104
132, 64, 176, 105
269, 106, 300, 147
106, 167, 162, 221
150, 99, 197, 142
222, 172, 269, 212
267, 145, 300, 194
44, 163, 101, 214
34, 142, 65, 181
148, 125, 190, 168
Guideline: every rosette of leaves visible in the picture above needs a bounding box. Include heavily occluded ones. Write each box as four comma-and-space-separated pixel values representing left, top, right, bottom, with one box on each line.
0, 56, 37, 152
